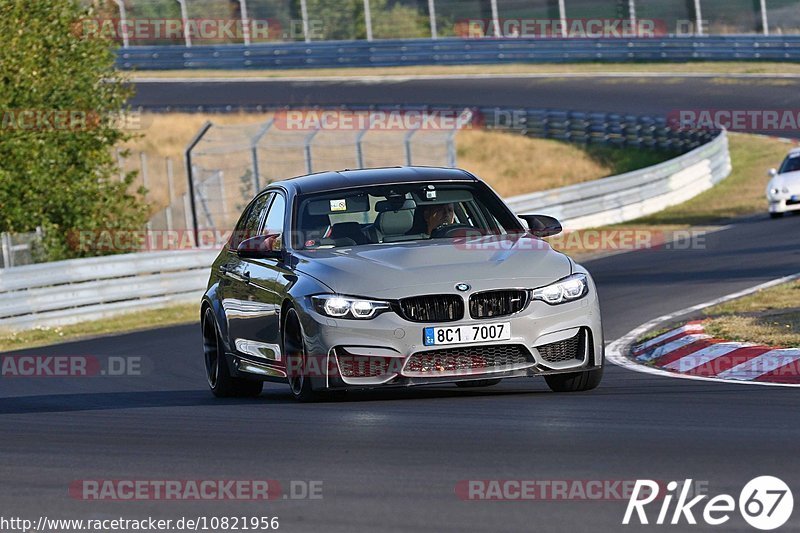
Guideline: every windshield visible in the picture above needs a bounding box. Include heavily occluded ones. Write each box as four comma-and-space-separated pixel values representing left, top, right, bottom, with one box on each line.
293, 182, 521, 249
779, 153, 800, 174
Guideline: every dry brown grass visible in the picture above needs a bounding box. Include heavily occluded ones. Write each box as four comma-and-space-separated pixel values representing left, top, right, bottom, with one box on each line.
704, 313, 800, 348
702, 281, 800, 347
456, 130, 615, 197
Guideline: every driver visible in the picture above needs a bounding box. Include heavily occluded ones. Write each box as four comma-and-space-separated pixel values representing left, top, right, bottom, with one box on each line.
422, 203, 455, 235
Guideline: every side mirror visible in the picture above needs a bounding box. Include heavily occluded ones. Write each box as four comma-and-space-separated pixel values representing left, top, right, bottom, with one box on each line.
768, 168, 778, 178
519, 214, 563, 238
237, 234, 283, 260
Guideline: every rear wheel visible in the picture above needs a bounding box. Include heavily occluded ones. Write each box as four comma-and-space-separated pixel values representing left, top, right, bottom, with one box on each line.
456, 379, 502, 388
545, 367, 603, 393
770, 212, 784, 219
283, 308, 321, 402
202, 307, 263, 398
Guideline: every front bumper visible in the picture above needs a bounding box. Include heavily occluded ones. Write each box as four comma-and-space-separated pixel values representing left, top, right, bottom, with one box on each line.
298, 285, 603, 390
767, 190, 800, 213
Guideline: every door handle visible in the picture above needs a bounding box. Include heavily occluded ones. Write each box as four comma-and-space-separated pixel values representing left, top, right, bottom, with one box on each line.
218, 264, 231, 274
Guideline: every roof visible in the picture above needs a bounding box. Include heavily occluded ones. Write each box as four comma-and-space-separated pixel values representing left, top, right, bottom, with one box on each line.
272, 166, 477, 195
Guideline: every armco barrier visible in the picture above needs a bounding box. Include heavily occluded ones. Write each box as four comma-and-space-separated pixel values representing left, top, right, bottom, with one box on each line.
117, 36, 800, 70
505, 130, 730, 228
0, 250, 217, 331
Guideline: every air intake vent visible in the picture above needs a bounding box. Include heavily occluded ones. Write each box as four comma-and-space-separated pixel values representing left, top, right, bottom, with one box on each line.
469, 289, 529, 319
536, 330, 584, 364
404, 344, 533, 376
397, 295, 464, 323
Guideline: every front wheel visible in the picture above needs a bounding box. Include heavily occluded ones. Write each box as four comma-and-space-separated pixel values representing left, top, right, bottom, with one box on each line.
283, 308, 321, 402
202, 307, 263, 398
545, 367, 603, 393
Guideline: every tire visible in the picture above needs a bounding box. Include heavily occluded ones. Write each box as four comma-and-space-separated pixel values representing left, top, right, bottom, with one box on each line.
456, 379, 502, 388
283, 308, 321, 402
202, 307, 263, 398
770, 212, 784, 219
545, 367, 603, 393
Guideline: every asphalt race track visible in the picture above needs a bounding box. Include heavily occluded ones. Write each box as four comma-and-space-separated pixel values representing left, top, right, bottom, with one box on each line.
129, 74, 800, 138
2, 75, 799, 531
2, 212, 799, 532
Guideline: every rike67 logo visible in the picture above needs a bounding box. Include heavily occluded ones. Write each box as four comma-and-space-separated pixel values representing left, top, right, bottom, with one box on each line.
624, 477, 793, 530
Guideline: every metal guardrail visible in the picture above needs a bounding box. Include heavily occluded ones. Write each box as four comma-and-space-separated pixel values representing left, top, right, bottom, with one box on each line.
505, 130, 731, 228
117, 36, 800, 70
0, 250, 217, 331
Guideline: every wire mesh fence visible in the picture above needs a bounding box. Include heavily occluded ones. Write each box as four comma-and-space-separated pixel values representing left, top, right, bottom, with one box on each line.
94, 0, 798, 46
177, 108, 472, 237
0, 229, 44, 269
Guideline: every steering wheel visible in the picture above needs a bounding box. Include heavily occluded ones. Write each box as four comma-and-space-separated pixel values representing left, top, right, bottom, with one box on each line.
430, 223, 479, 239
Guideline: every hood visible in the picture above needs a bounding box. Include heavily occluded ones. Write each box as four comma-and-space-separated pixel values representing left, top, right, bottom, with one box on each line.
770, 170, 800, 191
293, 234, 572, 298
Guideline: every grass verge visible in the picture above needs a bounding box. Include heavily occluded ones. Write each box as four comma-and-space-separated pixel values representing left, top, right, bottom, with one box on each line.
702, 280, 800, 347
127, 62, 800, 79
0, 304, 198, 352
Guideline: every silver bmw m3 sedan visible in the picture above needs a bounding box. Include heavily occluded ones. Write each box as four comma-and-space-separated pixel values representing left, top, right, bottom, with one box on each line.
201, 167, 603, 401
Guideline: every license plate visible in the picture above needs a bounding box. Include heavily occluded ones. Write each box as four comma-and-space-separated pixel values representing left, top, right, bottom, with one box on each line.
424, 322, 511, 346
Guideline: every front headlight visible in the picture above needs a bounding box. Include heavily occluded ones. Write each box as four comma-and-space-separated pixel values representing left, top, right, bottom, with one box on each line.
532, 273, 589, 305
311, 295, 391, 320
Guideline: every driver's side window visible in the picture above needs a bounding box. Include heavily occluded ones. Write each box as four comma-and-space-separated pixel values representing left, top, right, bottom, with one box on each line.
231, 193, 273, 249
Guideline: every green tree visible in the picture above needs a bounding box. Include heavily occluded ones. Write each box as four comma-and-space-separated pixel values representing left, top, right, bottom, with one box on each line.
0, 0, 147, 260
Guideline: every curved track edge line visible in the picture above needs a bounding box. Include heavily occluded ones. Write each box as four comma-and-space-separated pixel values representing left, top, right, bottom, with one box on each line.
606, 272, 800, 388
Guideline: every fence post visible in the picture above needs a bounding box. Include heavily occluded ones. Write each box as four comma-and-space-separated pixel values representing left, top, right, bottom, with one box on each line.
760, 0, 769, 35
304, 128, 321, 174
176, 0, 192, 47
185, 121, 213, 246
363, 0, 373, 41
139, 152, 149, 193
693, 0, 704, 36
238, 0, 251, 45
404, 127, 420, 166
217, 170, 227, 224
250, 119, 274, 192
558, 0, 567, 37
428, 0, 437, 39
490, 0, 500, 37
0, 232, 10, 269
116, 149, 125, 182
628, 0, 637, 33
355, 125, 369, 168
166, 157, 175, 232
300, 0, 311, 42
113, 0, 130, 48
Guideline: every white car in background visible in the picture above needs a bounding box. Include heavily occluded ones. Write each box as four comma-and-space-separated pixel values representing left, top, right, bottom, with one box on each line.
767, 147, 800, 218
